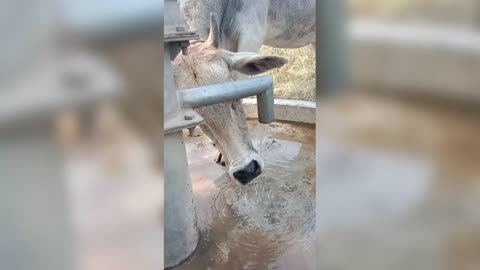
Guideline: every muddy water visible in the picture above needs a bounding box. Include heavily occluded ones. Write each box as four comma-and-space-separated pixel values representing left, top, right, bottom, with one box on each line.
316, 94, 480, 270
175, 121, 315, 270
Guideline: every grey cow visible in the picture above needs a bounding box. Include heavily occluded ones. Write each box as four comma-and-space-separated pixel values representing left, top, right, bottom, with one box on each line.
174, 0, 315, 185
179, 0, 316, 52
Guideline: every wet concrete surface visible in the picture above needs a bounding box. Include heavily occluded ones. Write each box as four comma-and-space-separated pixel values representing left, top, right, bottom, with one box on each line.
316, 93, 480, 270
175, 121, 316, 270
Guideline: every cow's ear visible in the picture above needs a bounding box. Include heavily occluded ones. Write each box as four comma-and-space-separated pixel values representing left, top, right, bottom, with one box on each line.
229, 52, 288, 75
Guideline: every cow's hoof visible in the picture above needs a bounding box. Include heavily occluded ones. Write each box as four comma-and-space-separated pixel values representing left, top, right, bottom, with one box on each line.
215, 152, 226, 167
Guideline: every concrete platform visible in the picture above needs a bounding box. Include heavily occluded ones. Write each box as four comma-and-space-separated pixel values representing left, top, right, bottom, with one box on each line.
243, 98, 316, 125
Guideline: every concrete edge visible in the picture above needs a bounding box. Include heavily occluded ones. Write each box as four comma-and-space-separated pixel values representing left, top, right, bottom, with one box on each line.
243, 98, 316, 125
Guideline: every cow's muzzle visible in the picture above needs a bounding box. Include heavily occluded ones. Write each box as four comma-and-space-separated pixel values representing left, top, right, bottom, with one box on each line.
233, 160, 262, 185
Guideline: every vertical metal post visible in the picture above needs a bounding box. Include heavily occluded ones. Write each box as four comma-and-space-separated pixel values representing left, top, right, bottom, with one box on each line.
256, 84, 275, 124
316, 0, 349, 96
163, 43, 199, 268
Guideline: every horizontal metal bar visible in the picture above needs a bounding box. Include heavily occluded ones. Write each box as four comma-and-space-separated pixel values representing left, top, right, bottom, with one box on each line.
178, 75, 273, 109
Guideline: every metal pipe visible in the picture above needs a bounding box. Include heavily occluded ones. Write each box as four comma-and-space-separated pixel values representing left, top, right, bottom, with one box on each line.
256, 84, 275, 123
178, 75, 275, 123
163, 42, 199, 269
164, 130, 199, 268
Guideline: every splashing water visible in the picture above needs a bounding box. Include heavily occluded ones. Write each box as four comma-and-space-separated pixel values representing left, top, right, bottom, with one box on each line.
180, 121, 316, 270
255, 123, 266, 153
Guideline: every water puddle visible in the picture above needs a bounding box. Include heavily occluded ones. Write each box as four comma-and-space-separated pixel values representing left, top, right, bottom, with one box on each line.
255, 123, 266, 153
177, 121, 315, 269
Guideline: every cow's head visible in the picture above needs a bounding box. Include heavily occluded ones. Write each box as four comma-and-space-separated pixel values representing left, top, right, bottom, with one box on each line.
172, 14, 287, 185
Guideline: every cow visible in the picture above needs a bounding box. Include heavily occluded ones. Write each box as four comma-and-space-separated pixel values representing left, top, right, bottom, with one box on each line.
173, 14, 288, 185
175, 0, 315, 184
178, 0, 316, 53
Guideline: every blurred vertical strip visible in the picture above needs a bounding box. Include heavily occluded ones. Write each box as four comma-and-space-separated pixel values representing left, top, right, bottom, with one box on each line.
62, 0, 165, 269
316, 0, 349, 97
0, 0, 74, 270
0, 0, 57, 87
315, 1, 349, 269
1, 0, 165, 269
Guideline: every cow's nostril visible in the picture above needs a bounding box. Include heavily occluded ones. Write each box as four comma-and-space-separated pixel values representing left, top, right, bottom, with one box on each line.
233, 160, 262, 185
252, 160, 261, 174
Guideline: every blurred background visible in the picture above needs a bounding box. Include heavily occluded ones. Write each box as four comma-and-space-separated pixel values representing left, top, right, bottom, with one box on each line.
2, 0, 480, 269
0, 0, 164, 270
317, 1, 480, 270
351, 0, 480, 27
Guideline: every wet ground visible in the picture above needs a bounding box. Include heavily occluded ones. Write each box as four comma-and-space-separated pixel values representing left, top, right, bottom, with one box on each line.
175, 121, 316, 270
316, 93, 480, 270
